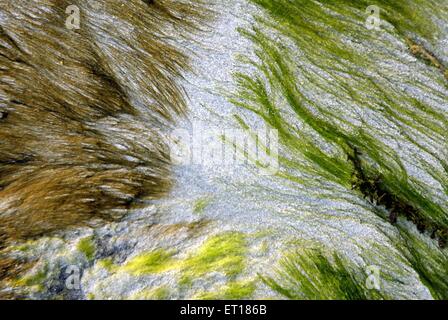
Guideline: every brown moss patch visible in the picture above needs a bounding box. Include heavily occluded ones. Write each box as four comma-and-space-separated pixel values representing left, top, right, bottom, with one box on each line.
406, 38, 448, 81
0, 0, 211, 249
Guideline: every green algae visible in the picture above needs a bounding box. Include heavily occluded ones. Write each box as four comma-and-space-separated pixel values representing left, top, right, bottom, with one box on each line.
6, 239, 40, 254
252, 0, 445, 55
86, 293, 95, 300
196, 280, 256, 300
14, 264, 48, 291
123, 249, 176, 276
119, 232, 248, 288
130, 286, 170, 300
232, 0, 448, 300
262, 249, 387, 300
77, 236, 96, 262
349, 146, 448, 247
13, 244, 32, 253
179, 232, 248, 286
396, 228, 448, 300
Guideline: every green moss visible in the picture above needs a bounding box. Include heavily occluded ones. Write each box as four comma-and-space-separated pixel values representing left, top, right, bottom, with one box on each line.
196, 280, 256, 300
262, 249, 387, 300
123, 249, 175, 276
77, 236, 96, 262
15, 265, 48, 291
180, 232, 248, 286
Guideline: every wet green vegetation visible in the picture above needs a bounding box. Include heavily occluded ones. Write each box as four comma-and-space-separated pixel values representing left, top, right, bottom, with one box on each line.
233, 0, 448, 299
396, 229, 448, 300
14, 264, 48, 292
2, 0, 447, 300
196, 280, 256, 300
179, 232, 248, 286
261, 248, 386, 300
348, 146, 447, 248
115, 232, 248, 290
77, 236, 96, 262
123, 249, 176, 276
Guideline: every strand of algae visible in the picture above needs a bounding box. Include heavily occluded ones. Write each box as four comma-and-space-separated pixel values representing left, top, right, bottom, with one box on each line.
261, 248, 388, 300
195, 280, 257, 300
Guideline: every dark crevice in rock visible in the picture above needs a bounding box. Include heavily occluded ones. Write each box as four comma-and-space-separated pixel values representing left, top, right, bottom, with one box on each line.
0, 25, 25, 55
142, 0, 155, 5
0, 154, 34, 165
347, 146, 447, 248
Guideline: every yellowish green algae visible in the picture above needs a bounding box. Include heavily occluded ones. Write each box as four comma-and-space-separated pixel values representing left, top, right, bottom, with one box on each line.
130, 286, 170, 300
115, 232, 248, 290
14, 244, 32, 253
123, 249, 176, 276
75, 232, 250, 299
87, 293, 95, 300
179, 232, 247, 286
14, 264, 48, 291
196, 280, 257, 300
261, 248, 388, 300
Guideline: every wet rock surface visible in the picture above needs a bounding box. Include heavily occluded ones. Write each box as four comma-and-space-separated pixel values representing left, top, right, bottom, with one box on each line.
0, 0, 447, 300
